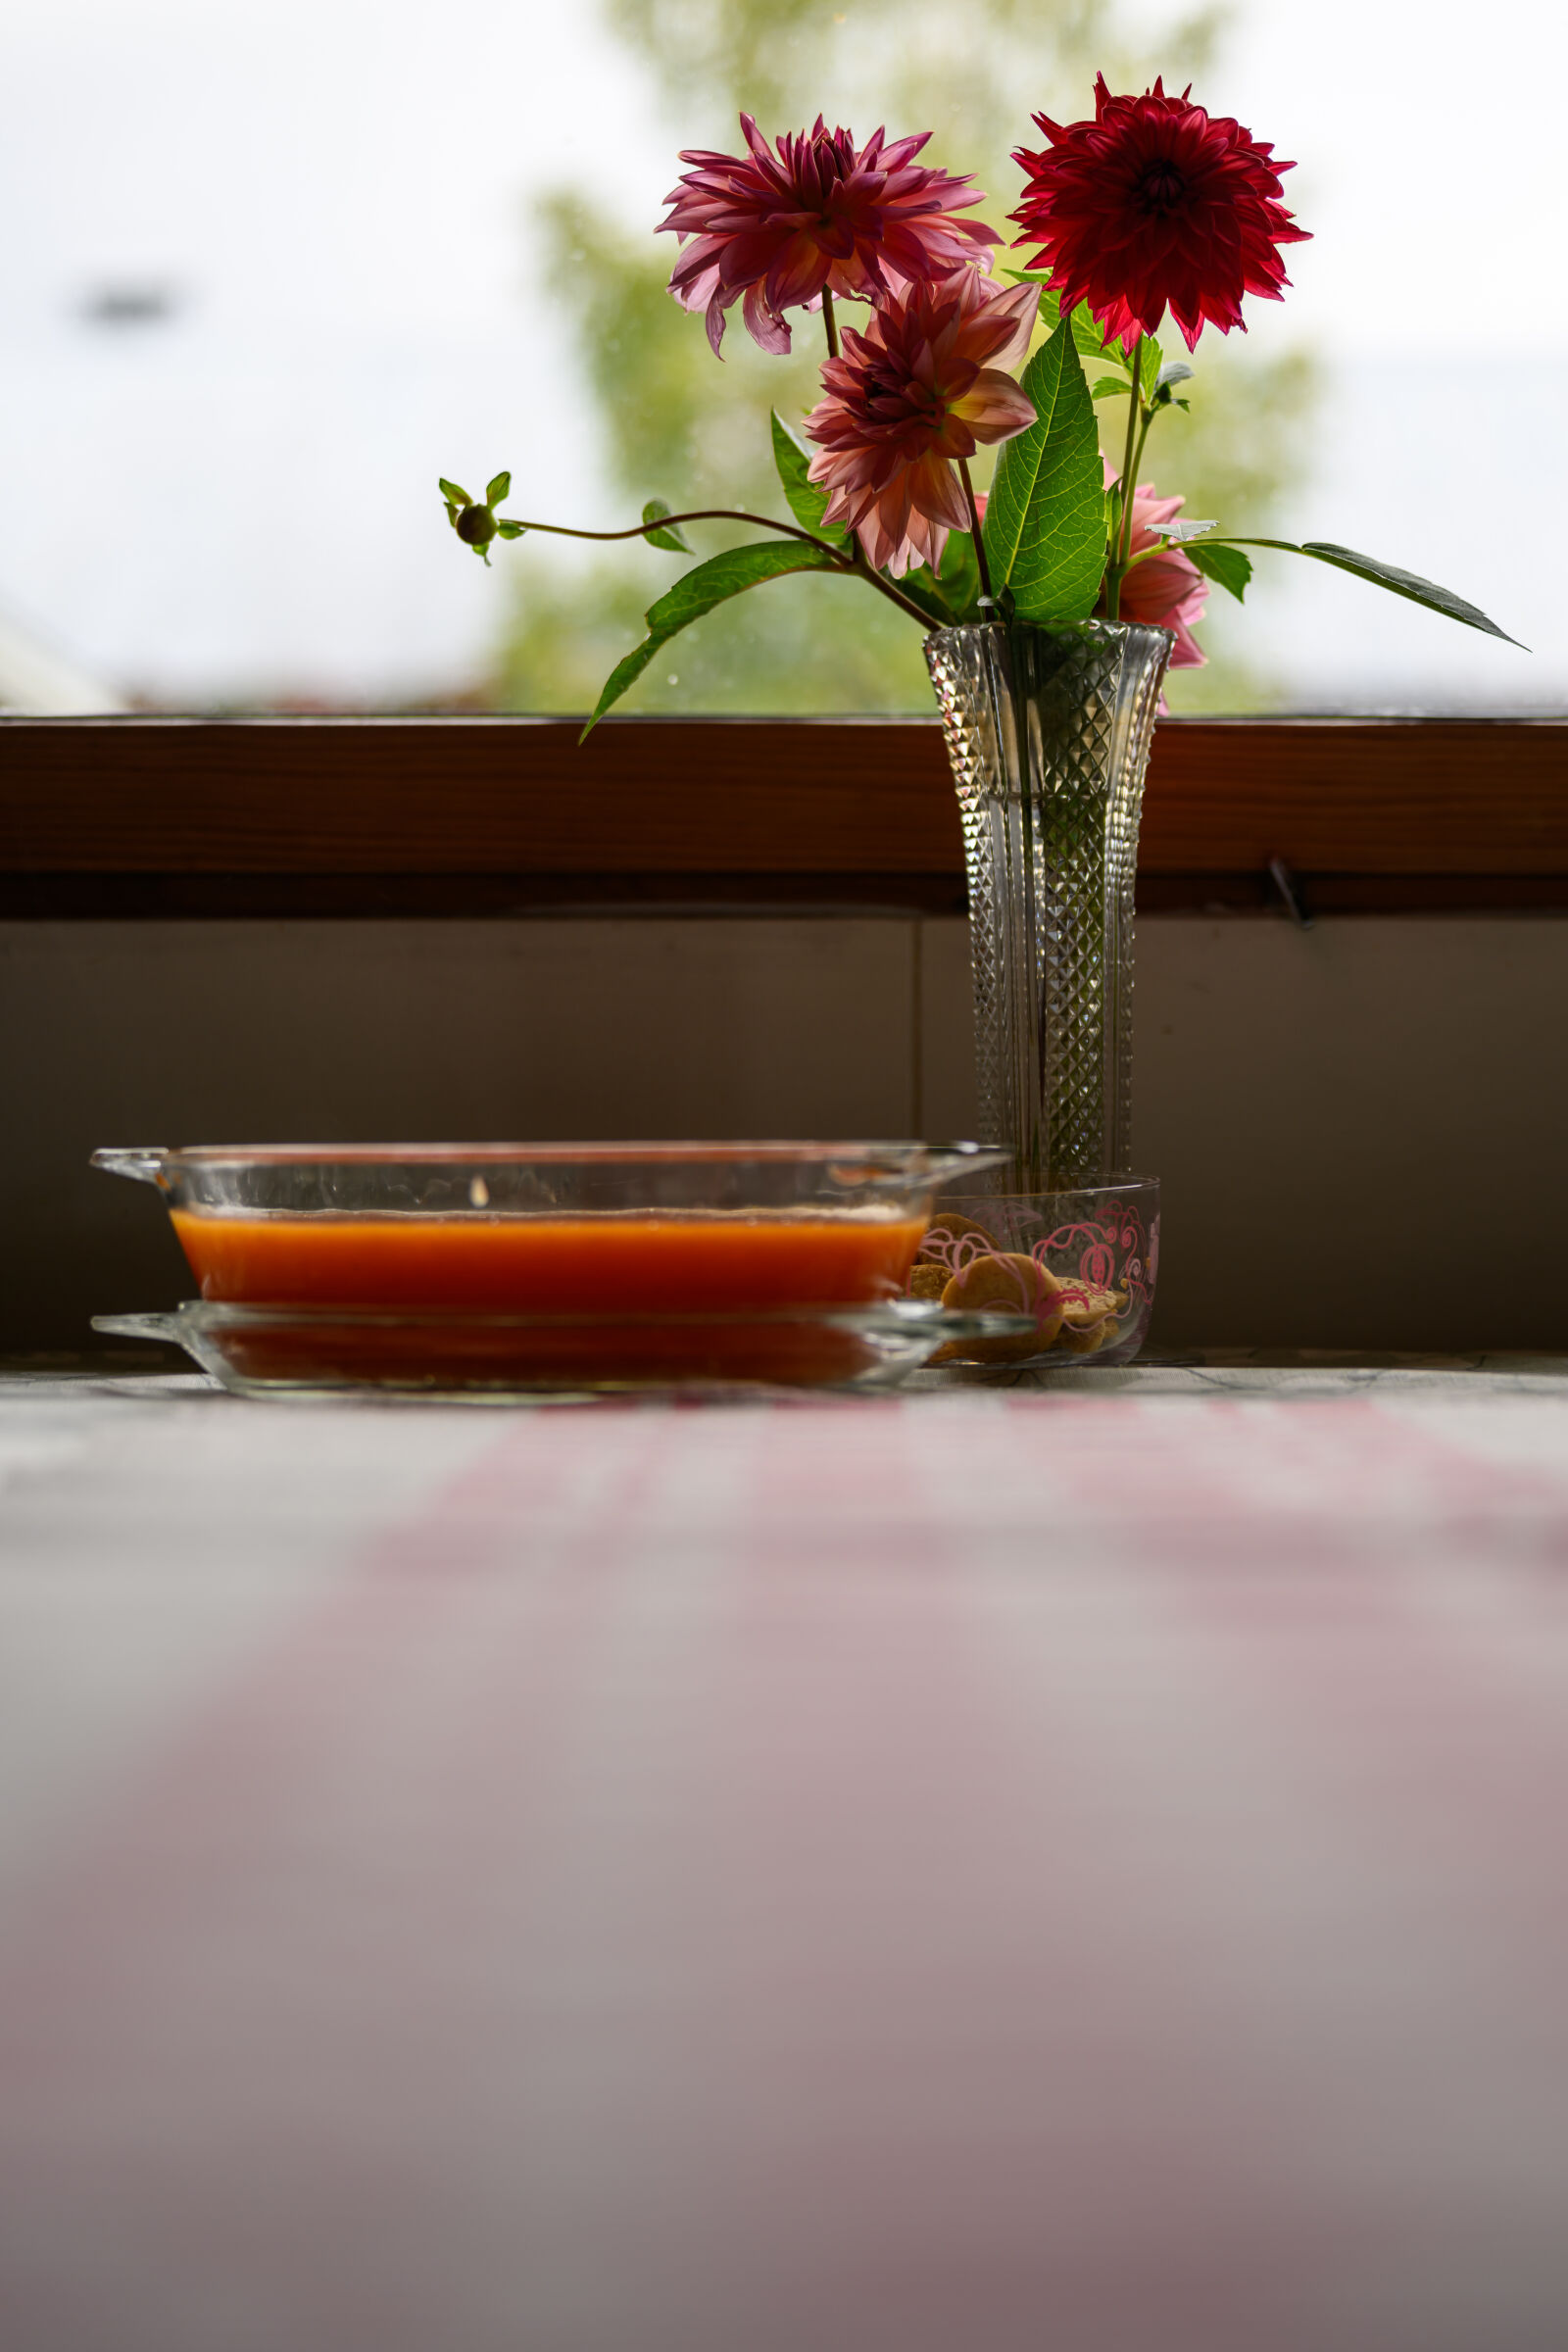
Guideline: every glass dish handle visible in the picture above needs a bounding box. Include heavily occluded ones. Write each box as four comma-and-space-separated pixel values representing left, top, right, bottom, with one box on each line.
836, 1142, 1011, 1195
91, 1148, 171, 1188
90, 1312, 181, 1343
917, 1143, 1011, 1188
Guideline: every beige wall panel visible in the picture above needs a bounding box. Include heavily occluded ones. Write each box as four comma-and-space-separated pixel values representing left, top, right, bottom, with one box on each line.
0, 918, 914, 1350
6, 912, 1566, 1356
921, 914, 1568, 1351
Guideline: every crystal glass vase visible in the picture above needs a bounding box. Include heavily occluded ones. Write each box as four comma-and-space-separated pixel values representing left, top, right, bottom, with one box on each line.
925, 618, 1173, 1188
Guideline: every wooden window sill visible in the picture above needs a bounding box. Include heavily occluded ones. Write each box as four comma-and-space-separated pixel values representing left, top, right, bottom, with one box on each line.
1, 713, 1564, 917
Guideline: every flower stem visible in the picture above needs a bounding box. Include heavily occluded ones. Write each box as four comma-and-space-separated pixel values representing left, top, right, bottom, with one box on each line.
856, 564, 944, 628
1117, 333, 1145, 569
837, 519, 942, 627
502, 494, 933, 629
1128, 402, 1157, 514
957, 458, 993, 606
1105, 330, 1145, 621
820, 287, 840, 361
504, 507, 844, 559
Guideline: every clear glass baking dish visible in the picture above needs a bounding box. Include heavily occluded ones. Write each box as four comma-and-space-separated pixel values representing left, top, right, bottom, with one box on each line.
91, 1298, 1032, 1399
92, 1142, 1024, 1394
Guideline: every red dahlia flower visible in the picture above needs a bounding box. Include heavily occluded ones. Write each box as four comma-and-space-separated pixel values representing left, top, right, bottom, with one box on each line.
660, 115, 1001, 357
803, 270, 1038, 576
1012, 75, 1309, 351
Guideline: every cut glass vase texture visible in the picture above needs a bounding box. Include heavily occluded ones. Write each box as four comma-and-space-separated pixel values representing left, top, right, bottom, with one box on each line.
925, 619, 1173, 1189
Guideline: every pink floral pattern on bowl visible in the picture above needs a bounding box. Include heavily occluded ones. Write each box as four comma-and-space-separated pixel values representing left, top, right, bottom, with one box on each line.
911, 1182, 1159, 1368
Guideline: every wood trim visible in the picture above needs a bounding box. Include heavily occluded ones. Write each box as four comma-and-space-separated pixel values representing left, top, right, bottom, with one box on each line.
1, 715, 1564, 912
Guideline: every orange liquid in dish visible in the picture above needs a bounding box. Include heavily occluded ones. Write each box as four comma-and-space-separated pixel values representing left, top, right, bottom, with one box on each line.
171, 1209, 928, 1314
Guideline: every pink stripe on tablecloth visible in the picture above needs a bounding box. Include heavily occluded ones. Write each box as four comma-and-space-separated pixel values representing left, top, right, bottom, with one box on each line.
624, 1405, 1354, 2349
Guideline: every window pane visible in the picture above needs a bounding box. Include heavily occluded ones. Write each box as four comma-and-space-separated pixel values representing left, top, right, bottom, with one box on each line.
1, 0, 1556, 715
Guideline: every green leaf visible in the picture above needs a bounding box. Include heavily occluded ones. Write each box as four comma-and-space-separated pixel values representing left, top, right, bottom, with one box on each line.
982, 318, 1106, 623
581, 539, 845, 737
894, 564, 956, 626
1050, 300, 1127, 369
1004, 275, 1129, 368
1075, 315, 1124, 368
1299, 542, 1523, 643
1076, 314, 1122, 369
769, 411, 846, 545
1091, 374, 1131, 401
485, 470, 512, 506
640, 497, 693, 554
1188, 543, 1252, 602
438, 477, 471, 507
495, 519, 526, 540
1210, 538, 1525, 645
1137, 335, 1163, 403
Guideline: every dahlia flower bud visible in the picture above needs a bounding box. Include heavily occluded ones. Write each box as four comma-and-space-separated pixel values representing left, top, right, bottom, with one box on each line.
456, 504, 497, 550
439, 472, 524, 565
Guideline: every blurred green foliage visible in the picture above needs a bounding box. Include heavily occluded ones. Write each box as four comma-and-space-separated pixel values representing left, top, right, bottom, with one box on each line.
492, 0, 1319, 714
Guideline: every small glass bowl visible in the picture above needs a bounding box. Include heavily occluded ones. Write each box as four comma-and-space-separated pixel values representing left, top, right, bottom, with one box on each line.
906, 1178, 1160, 1369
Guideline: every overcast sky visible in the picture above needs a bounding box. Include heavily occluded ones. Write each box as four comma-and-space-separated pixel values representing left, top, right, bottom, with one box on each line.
0, 0, 1558, 707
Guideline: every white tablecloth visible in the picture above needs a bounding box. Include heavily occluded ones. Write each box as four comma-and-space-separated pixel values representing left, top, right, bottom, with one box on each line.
2, 1366, 1567, 2350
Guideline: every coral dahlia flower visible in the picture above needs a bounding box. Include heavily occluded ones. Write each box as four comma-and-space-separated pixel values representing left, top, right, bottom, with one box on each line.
803, 270, 1038, 575
660, 115, 1001, 357
802, 270, 1037, 577
1102, 464, 1208, 667
1012, 76, 1309, 351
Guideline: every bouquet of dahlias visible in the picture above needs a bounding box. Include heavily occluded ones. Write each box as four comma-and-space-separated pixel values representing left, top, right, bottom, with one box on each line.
442, 79, 1517, 727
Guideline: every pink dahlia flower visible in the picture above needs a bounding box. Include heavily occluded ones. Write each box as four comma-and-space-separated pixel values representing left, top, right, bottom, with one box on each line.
1102, 462, 1207, 666
1012, 76, 1309, 352
660, 115, 1002, 357
803, 270, 1038, 576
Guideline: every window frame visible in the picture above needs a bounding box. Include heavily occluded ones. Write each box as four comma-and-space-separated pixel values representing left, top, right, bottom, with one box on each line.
1, 714, 1563, 917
